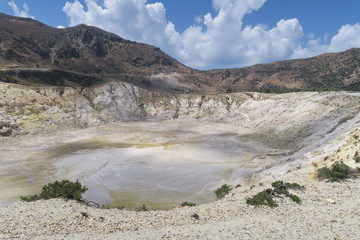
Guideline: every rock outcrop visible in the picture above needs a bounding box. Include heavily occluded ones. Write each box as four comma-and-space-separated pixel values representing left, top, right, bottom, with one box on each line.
0, 113, 20, 136
0, 81, 252, 135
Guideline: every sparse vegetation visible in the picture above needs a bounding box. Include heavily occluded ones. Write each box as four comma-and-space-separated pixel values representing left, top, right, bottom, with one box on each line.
214, 184, 232, 199
20, 180, 88, 202
317, 161, 353, 182
134, 205, 149, 212
271, 181, 304, 190
180, 202, 196, 207
246, 181, 303, 208
246, 189, 279, 207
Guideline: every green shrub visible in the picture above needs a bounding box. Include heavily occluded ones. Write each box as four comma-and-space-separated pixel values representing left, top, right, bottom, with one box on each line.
246, 189, 278, 207
317, 161, 352, 181
287, 193, 301, 204
214, 184, 232, 199
180, 202, 196, 207
20, 180, 88, 202
134, 205, 149, 212
246, 181, 302, 207
271, 181, 304, 190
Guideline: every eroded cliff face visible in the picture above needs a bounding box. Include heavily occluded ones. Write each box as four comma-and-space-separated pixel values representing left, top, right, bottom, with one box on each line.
80, 82, 257, 122
1, 81, 360, 152
0, 81, 256, 136
0, 83, 96, 136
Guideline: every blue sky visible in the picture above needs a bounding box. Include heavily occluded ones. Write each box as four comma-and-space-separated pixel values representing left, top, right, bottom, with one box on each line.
2, 0, 360, 70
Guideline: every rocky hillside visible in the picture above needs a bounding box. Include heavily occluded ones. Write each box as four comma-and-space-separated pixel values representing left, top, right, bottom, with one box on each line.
203, 49, 360, 93
0, 13, 193, 92
1, 13, 360, 93
1, 80, 359, 142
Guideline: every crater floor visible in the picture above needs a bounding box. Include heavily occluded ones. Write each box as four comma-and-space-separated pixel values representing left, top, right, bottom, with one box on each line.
0, 121, 282, 209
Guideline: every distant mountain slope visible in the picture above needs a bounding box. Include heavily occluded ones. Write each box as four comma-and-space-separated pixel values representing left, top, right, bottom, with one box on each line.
203, 49, 360, 93
0, 13, 359, 93
0, 13, 193, 91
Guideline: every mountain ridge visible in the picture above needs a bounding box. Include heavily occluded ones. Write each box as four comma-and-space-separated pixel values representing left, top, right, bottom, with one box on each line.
0, 13, 360, 93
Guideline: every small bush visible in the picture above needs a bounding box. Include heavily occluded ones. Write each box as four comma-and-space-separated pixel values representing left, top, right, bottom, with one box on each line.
180, 202, 196, 207
134, 205, 149, 212
215, 184, 232, 199
246, 181, 302, 207
287, 193, 301, 204
317, 161, 352, 181
246, 189, 278, 207
271, 181, 304, 190
20, 180, 88, 202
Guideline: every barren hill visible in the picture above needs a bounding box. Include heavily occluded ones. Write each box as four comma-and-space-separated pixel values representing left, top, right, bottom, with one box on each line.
1, 13, 360, 93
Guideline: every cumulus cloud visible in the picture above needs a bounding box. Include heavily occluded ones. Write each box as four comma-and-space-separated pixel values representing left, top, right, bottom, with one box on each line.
62, 0, 360, 69
63, 0, 172, 49
292, 23, 360, 59
8, 1, 34, 19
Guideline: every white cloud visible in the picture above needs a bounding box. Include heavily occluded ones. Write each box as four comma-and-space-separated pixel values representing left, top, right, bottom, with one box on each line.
194, 15, 203, 24
63, 0, 172, 49
62, 0, 360, 69
292, 23, 360, 59
57, 25, 66, 29
8, 1, 34, 19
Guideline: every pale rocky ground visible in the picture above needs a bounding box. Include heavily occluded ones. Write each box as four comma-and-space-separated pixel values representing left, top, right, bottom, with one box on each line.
1, 81, 360, 239
0, 127, 359, 240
